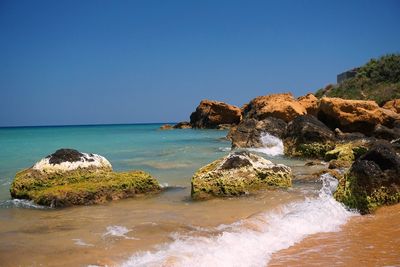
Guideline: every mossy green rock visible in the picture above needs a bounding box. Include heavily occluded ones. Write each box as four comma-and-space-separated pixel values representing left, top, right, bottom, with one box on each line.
284, 115, 336, 159
191, 151, 292, 200
286, 142, 334, 159
325, 142, 369, 168
10, 149, 161, 207
334, 143, 400, 214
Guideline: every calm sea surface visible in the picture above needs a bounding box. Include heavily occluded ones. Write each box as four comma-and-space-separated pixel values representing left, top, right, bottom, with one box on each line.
0, 124, 398, 266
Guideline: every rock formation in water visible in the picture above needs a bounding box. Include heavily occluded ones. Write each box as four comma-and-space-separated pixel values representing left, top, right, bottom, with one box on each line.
10, 149, 161, 207
227, 117, 287, 148
284, 115, 336, 158
190, 100, 242, 128
334, 143, 400, 214
191, 151, 292, 200
160, 124, 174, 130
173, 121, 192, 129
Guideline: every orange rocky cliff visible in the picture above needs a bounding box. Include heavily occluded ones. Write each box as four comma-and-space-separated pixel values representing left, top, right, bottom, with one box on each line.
189, 100, 242, 129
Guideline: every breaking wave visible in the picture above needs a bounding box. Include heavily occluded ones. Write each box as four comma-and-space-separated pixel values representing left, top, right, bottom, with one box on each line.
249, 132, 284, 156
0, 199, 48, 209
120, 173, 355, 267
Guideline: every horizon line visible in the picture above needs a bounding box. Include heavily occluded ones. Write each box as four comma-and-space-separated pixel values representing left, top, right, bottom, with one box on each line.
0, 121, 179, 129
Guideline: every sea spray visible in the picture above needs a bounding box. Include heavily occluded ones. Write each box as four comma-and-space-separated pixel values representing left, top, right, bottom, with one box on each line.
103, 226, 138, 240
0, 199, 48, 209
121, 174, 356, 267
249, 132, 284, 156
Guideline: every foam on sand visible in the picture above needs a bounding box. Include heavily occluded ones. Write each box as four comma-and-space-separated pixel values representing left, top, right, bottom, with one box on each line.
72, 239, 94, 247
103, 225, 138, 240
121, 174, 356, 267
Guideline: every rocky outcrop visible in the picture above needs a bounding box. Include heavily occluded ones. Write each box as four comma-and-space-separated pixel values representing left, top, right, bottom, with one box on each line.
284, 115, 336, 158
173, 121, 192, 129
190, 100, 242, 128
191, 151, 292, 200
243, 93, 307, 122
382, 99, 400, 113
160, 124, 173, 130
297, 93, 319, 116
318, 97, 393, 134
10, 149, 161, 207
227, 117, 287, 148
334, 143, 400, 214
372, 124, 400, 141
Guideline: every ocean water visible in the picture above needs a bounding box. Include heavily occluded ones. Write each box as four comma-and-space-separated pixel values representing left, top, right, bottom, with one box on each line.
0, 124, 230, 202
0, 124, 398, 266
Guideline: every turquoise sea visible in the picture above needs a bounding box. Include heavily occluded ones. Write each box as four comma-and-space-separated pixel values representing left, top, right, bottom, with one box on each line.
1, 124, 398, 266
0, 123, 230, 203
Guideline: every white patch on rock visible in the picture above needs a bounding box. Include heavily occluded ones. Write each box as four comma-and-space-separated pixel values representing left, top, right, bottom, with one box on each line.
218, 152, 290, 173
32, 152, 112, 173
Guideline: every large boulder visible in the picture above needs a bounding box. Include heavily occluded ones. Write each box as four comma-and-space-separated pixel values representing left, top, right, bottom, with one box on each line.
284, 115, 336, 158
191, 151, 292, 200
243, 93, 307, 122
334, 143, 400, 214
297, 93, 319, 116
10, 149, 161, 207
382, 99, 400, 113
227, 117, 287, 148
190, 100, 242, 128
318, 97, 394, 134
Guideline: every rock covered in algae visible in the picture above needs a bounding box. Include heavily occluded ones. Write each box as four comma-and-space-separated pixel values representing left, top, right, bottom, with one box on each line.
284, 115, 336, 158
10, 149, 161, 207
191, 151, 292, 200
334, 143, 400, 214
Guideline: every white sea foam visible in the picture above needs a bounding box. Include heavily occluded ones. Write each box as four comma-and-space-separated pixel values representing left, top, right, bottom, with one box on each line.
32, 152, 112, 173
72, 239, 94, 247
120, 174, 356, 267
0, 199, 48, 209
160, 183, 169, 188
218, 147, 231, 152
103, 225, 138, 240
249, 133, 284, 156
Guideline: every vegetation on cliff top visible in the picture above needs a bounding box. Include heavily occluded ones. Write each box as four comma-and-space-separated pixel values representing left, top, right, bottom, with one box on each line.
316, 54, 400, 104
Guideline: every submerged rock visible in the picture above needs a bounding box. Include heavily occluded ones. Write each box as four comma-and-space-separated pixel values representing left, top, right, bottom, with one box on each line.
191, 151, 292, 200
334, 143, 400, 214
227, 117, 287, 148
284, 115, 336, 158
190, 100, 242, 128
10, 149, 161, 207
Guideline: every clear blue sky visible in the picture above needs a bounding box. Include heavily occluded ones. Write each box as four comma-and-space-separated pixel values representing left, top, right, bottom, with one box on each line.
1, 0, 399, 126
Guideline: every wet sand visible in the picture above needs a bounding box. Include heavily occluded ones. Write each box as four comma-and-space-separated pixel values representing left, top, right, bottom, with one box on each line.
269, 204, 400, 266
0, 186, 308, 267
